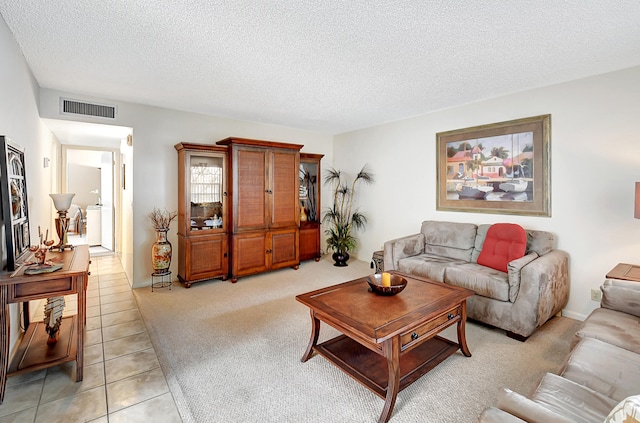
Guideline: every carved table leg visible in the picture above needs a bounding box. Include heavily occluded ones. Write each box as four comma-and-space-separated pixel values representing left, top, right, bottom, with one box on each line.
457, 301, 472, 357
379, 336, 400, 423
301, 310, 320, 362
0, 286, 8, 404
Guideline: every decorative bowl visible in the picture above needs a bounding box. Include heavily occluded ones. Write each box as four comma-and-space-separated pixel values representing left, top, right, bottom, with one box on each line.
366, 274, 408, 296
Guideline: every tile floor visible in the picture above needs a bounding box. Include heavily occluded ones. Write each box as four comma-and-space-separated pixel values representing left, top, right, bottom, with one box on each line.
0, 253, 183, 422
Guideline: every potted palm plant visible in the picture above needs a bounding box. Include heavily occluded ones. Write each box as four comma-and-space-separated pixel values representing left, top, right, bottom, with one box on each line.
322, 165, 374, 266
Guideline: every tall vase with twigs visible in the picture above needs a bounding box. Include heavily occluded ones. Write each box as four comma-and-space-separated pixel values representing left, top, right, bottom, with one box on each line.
322, 165, 374, 266
149, 208, 177, 275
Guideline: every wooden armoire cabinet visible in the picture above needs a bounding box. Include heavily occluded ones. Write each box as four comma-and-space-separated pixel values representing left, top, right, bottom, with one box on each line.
174, 143, 228, 287
299, 153, 323, 262
216, 137, 302, 282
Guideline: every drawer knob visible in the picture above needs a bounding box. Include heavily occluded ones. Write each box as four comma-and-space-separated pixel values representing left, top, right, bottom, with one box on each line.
448, 313, 455, 320
411, 332, 418, 340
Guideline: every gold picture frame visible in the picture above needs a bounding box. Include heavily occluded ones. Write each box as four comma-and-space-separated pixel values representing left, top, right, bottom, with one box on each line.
436, 114, 551, 216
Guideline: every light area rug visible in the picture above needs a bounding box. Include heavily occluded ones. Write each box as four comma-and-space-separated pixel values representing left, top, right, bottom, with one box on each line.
133, 256, 580, 423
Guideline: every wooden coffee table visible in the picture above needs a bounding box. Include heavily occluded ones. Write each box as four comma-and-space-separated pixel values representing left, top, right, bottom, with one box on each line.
296, 271, 474, 423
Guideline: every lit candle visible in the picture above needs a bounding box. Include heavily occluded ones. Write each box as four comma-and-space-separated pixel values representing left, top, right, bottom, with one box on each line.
382, 272, 391, 287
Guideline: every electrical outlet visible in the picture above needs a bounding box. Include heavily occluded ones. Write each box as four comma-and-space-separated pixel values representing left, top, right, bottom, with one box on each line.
591, 289, 602, 302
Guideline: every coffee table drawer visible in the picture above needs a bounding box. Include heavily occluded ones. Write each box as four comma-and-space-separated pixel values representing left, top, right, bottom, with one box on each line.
401, 305, 461, 349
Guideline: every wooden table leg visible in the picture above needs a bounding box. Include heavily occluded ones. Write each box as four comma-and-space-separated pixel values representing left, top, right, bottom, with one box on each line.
457, 301, 471, 357
379, 336, 400, 423
301, 310, 320, 362
75, 274, 85, 382
0, 286, 8, 404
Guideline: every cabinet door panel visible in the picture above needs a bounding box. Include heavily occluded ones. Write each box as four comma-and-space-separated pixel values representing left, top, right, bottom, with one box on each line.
234, 232, 268, 275
299, 223, 320, 261
236, 149, 267, 230
271, 150, 299, 227
271, 228, 299, 269
187, 235, 227, 280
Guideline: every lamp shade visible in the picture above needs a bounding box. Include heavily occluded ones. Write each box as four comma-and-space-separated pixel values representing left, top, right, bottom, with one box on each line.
635, 183, 640, 219
49, 193, 75, 211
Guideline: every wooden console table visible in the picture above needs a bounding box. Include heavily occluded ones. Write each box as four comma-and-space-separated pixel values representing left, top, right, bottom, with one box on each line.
0, 245, 89, 404
606, 263, 640, 282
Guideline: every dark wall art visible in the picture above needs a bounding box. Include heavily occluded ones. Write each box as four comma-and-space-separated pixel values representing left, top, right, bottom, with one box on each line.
1, 136, 31, 270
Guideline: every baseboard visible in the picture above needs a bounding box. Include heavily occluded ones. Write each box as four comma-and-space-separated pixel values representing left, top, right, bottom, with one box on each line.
561, 309, 588, 322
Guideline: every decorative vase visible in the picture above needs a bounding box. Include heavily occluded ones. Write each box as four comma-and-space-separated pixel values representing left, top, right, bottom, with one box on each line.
152, 228, 172, 275
332, 251, 350, 267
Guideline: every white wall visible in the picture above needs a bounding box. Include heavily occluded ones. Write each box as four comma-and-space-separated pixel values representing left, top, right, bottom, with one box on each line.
334, 65, 640, 320
39, 89, 334, 288
0, 17, 57, 355
66, 149, 102, 208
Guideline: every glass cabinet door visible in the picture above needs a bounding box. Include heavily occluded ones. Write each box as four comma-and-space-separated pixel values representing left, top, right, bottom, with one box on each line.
187, 153, 225, 234
299, 155, 321, 224
299, 153, 323, 262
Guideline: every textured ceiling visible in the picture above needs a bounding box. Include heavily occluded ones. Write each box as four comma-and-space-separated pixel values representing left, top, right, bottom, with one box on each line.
2, 1, 640, 135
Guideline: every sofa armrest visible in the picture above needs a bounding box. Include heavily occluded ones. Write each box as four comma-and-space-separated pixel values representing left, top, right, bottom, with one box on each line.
516, 250, 570, 333
383, 233, 424, 271
507, 252, 539, 302
601, 279, 640, 318
478, 407, 527, 423
496, 388, 575, 423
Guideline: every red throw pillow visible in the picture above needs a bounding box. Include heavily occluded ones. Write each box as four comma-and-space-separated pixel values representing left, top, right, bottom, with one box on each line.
477, 223, 527, 273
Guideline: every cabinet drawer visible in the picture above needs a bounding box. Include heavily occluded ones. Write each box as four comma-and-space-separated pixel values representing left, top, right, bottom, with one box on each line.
400, 305, 461, 349
10, 277, 75, 302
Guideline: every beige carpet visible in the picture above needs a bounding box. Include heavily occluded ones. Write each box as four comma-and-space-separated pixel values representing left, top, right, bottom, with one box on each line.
133, 256, 580, 423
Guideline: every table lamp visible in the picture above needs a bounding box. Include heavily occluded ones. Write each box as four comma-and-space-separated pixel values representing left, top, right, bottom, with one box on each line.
49, 193, 76, 251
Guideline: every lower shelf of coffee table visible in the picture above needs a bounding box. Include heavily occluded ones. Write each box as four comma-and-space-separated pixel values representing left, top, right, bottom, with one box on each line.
314, 334, 459, 399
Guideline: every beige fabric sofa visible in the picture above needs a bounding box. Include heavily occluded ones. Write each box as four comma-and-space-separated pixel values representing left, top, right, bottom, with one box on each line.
383, 220, 569, 339
478, 278, 640, 422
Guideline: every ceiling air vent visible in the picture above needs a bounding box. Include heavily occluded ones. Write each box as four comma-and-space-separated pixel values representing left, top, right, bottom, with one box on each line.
60, 98, 117, 119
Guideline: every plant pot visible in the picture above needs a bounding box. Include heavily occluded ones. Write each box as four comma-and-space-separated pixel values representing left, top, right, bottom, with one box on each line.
332, 251, 350, 267
152, 228, 172, 275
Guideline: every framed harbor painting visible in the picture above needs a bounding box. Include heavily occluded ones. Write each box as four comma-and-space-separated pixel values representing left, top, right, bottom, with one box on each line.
436, 114, 551, 216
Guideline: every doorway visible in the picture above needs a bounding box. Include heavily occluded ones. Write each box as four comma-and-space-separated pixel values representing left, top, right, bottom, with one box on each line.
62, 146, 118, 253
43, 118, 132, 262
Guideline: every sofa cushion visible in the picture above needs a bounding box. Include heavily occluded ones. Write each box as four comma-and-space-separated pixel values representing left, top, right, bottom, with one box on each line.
444, 263, 510, 301
573, 307, 640, 354
477, 223, 527, 273
605, 395, 640, 423
561, 337, 640, 402
397, 254, 465, 282
601, 279, 640, 318
532, 373, 618, 423
526, 229, 555, 256
420, 220, 477, 262
473, 225, 555, 261
472, 224, 490, 262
